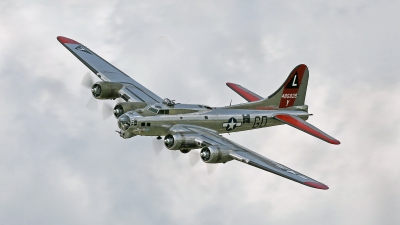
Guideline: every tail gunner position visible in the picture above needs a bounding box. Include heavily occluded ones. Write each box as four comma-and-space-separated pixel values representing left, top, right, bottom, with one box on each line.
58, 36, 340, 190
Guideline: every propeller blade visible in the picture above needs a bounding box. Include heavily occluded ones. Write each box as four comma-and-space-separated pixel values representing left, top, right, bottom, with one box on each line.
188, 150, 200, 167
86, 97, 98, 111
152, 138, 164, 155
170, 150, 180, 161
102, 102, 114, 120
81, 72, 94, 89
207, 164, 218, 175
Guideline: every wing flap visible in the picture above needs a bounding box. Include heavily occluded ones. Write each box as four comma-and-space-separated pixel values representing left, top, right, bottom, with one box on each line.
274, 114, 340, 145
57, 36, 163, 103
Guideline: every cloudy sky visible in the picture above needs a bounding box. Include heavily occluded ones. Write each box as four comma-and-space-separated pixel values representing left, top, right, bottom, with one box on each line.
1, 0, 400, 224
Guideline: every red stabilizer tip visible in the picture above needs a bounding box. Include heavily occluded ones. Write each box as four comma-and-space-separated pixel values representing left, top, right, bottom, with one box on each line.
274, 114, 340, 145
226, 82, 262, 102
304, 182, 329, 190
57, 36, 79, 44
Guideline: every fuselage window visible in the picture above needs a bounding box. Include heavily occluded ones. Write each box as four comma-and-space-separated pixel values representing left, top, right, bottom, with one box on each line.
148, 107, 158, 114
204, 116, 208, 119
158, 110, 170, 114
141, 122, 145, 126
147, 123, 151, 126
133, 120, 137, 126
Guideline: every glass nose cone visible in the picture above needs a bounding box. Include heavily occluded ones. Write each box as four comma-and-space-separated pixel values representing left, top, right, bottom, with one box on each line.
118, 114, 131, 131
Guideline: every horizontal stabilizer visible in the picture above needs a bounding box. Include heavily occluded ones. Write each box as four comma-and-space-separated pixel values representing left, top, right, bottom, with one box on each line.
226, 82, 263, 102
274, 114, 340, 145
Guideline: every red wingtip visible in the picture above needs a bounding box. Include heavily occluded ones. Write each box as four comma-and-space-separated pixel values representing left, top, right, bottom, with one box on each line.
57, 36, 79, 44
330, 140, 341, 145
304, 181, 329, 190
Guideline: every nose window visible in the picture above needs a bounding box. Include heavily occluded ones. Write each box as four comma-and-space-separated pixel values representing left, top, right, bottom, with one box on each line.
118, 115, 131, 131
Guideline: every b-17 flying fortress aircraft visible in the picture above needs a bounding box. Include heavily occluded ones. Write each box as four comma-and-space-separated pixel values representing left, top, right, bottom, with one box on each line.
58, 36, 340, 190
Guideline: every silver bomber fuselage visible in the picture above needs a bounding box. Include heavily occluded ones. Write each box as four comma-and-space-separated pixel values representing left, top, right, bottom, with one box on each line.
120, 107, 309, 136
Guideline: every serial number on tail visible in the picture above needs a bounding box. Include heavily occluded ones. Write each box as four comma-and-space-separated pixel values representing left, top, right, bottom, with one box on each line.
282, 93, 297, 99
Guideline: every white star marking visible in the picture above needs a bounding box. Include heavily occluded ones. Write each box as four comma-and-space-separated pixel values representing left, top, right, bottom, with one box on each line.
222, 118, 242, 131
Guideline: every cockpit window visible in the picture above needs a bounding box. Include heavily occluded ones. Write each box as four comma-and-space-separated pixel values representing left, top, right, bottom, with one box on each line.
148, 107, 159, 114
158, 110, 169, 114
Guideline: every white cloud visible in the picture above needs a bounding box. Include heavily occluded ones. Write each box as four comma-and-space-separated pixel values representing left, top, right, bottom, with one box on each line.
1, 0, 400, 224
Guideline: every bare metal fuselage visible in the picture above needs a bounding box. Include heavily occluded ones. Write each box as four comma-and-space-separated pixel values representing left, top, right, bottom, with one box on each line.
122, 103, 309, 137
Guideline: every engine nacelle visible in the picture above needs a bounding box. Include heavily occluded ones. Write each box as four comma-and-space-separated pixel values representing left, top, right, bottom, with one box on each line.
91, 81, 123, 99
164, 133, 198, 150
113, 102, 148, 118
200, 145, 233, 163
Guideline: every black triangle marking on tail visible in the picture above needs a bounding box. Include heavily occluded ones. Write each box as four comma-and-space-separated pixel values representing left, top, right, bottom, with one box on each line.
285, 72, 299, 89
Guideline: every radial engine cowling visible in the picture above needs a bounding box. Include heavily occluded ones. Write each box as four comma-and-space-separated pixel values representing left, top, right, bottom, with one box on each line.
114, 102, 148, 118
200, 145, 233, 163
164, 133, 199, 150
91, 81, 123, 99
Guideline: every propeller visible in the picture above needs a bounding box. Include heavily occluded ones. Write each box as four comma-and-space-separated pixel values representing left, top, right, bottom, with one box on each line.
80, 71, 118, 119
170, 150, 180, 161
86, 97, 98, 111
188, 149, 200, 166
149, 141, 218, 174
102, 103, 114, 120
188, 149, 218, 174
206, 164, 218, 175
81, 71, 94, 89
81, 72, 98, 111
152, 138, 164, 155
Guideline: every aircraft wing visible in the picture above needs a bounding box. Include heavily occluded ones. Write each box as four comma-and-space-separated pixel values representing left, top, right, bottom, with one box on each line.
169, 124, 329, 190
273, 114, 340, 145
226, 82, 263, 102
57, 36, 163, 103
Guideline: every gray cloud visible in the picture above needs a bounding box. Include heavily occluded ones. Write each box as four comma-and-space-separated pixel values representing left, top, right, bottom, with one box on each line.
1, 0, 400, 224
